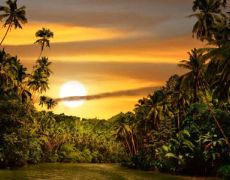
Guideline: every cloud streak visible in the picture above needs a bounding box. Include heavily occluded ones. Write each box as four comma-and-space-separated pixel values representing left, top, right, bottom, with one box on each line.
19, 0, 193, 33
5, 34, 202, 61
55, 86, 159, 102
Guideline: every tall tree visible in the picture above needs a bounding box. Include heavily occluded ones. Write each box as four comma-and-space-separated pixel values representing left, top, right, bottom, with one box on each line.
39, 96, 57, 109
28, 57, 52, 94
114, 113, 137, 156
34, 28, 54, 57
0, 0, 27, 46
203, 14, 230, 102
178, 49, 207, 103
0, 50, 31, 102
190, 0, 227, 41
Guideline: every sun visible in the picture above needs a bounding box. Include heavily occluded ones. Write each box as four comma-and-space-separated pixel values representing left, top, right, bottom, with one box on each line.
59, 81, 87, 108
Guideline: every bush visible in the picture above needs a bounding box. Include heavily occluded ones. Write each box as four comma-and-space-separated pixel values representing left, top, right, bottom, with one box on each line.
58, 144, 78, 162
28, 139, 42, 164
217, 165, 230, 180
81, 148, 92, 163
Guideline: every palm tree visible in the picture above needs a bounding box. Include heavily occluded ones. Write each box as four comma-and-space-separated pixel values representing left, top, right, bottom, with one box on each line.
178, 48, 207, 102
35, 57, 52, 76
34, 28, 54, 57
28, 71, 49, 94
39, 96, 57, 109
203, 39, 230, 102
115, 123, 134, 156
114, 113, 137, 156
0, 50, 12, 93
0, 0, 27, 46
190, 0, 227, 41
203, 15, 230, 102
207, 14, 230, 46
28, 57, 52, 94
179, 50, 230, 149
0, 50, 32, 103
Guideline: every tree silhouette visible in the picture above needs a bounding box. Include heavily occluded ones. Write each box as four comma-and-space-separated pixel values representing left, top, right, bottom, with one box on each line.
0, 0, 27, 46
34, 28, 54, 57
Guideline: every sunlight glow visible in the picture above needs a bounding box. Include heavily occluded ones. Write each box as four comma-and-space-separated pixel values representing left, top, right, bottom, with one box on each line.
1, 21, 128, 45
59, 81, 87, 108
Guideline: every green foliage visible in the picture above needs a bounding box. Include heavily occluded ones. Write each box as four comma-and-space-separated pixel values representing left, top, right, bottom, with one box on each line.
156, 130, 195, 173
59, 144, 79, 162
28, 57, 52, 94
28, 138, 42, 164
217, 165, 230, 179
178, 49, 207, 103
0, 100, 37, 167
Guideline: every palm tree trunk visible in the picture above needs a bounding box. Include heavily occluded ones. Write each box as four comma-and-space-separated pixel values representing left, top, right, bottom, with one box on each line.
131, 132, 137, 155
177, 113, 180, 131
39, 49, 43, 59
39, 42, 45, 58
194, 78, 199, 102
125, 135, 133, 156
0, 23, 12, 46
206, 100, 230, 149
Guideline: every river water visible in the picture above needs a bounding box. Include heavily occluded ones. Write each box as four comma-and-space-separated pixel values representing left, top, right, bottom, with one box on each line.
0, 163, 217, 180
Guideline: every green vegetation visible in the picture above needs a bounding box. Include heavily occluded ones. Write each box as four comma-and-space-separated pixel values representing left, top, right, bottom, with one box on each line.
112, 0, 230, 177
0, 0, 229, 178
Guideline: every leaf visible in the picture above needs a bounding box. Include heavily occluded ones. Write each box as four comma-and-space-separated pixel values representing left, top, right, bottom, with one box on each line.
162, 145, 169, 152
181, 130, 190, 137
183, 140, 195, 150
165, 153, 177, 159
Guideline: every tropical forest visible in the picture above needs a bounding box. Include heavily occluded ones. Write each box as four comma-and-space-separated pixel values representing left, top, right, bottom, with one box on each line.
0, 0, 229, 179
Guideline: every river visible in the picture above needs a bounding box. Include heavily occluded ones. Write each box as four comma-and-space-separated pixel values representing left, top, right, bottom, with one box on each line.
0, 163, 218, 180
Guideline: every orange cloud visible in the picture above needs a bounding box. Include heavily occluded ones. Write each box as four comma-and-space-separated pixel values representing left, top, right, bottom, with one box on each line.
0, 21, 133, 45
5, 33, 203, 63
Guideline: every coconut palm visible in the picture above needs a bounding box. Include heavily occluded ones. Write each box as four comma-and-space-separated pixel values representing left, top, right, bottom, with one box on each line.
205, 44, 230, 102
35, 57, 52, 76
115, 123, 131, 155
199, 13, 230, 102
207, 13, 230, 46
46, 98, 57, 109
28, 57, 52, 94
0, 50, 32, 102
178, 48, 207, 103
147, 100, 174, 131
190, 0, 227, 41
34, 28, 54, 57
114, 113, 137, 156
0, 50, 12, 93
179, 49, 230, 149
28, 71, 49, 94
39, 96, 57, 109
0, 0, 27, 46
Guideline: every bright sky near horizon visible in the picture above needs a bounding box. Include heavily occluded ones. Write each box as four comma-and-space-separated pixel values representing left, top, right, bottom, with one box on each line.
0, 0, 204, 119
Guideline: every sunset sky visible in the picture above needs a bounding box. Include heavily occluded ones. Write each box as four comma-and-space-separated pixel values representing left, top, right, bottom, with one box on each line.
0, 0, 204, 119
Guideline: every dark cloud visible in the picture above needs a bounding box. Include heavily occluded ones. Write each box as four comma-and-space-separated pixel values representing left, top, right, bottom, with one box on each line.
55, 86, 159, 102
26, 10, 167, 30
18, 0, 194, 33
